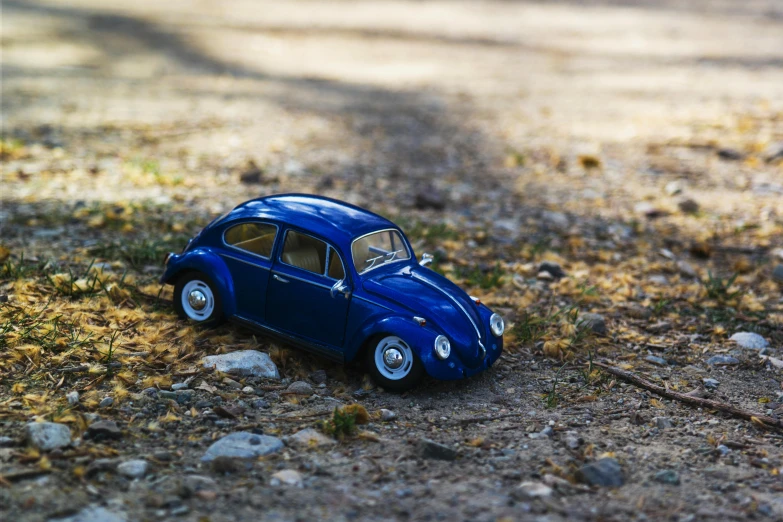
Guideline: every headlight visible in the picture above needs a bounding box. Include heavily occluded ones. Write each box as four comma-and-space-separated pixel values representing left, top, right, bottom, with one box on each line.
490, 313, 505, 337
434, 335, 451, 360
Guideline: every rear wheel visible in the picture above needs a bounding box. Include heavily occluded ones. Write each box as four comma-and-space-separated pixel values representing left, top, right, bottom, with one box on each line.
173, 273, 223, 325
366, 335, 424, 392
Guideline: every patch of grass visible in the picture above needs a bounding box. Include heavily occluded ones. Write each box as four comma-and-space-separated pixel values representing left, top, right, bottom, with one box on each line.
703, 271, 742, 301
544, 363, 568, 409
652, 298, 670, 318
90, 235, 190, 268
319, 407, 358, 440
2, 253, 51, 280
457, 263, 504, 290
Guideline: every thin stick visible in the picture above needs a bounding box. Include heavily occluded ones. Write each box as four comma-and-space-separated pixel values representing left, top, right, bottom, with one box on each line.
593, 361, 783, 432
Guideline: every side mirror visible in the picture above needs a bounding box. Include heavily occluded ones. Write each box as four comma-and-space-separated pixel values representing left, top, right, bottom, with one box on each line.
330, 280, 351, 299
420, 253, 434, 267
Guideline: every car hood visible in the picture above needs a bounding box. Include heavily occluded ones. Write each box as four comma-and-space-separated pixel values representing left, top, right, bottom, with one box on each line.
362, 265, 484, 367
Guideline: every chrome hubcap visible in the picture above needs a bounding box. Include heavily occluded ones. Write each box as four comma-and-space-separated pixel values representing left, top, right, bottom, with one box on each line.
188, 290, 207, 310
383, 348, 404, 369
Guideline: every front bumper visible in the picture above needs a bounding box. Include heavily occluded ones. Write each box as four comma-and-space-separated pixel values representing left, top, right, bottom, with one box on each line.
422, 332, 503, 381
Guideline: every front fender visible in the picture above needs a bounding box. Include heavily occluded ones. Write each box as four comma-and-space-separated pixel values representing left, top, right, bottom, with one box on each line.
345, 314, 438, 364
160, 249, 237, 318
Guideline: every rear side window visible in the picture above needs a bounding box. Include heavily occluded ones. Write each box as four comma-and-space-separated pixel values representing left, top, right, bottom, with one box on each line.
281, 230, 345, 280
224, 222, 277, 258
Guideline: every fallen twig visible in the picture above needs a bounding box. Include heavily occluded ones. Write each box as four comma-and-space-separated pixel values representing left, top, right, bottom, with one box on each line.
593, 361, 783, 432
453, 412, 528, 426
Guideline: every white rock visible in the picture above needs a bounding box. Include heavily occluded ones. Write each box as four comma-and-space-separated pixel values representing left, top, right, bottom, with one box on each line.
242, 386, 255, 394
66, 391, 79, 406
677, 260, 698, 278
380, 409, 397, 422
50, 506, 126, 522
286, 428, 337, 448
26, 422, 71, 451
271, 469, 304, 487
731, 332, 769, 350
201, 432, 283, 462
203, 350, 279, 379
517, 481, 553, 498
117, 459, 148, 479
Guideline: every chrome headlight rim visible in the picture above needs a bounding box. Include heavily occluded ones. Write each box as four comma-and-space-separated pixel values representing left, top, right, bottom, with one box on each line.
434, 335, 451, 360
490, 313, 505, 337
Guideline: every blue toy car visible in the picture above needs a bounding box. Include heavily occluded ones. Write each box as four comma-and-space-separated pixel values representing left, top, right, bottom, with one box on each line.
161, 194, 504, 390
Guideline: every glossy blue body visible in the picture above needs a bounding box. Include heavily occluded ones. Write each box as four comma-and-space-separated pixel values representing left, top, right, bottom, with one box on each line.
160, 194, 503, 380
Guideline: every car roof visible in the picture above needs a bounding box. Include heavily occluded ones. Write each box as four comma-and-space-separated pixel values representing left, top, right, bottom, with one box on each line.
211, 194, 398, 246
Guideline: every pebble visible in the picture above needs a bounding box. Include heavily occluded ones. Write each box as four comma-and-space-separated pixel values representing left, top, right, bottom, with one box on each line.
648, 275, 669, 286
251, 399, 270, 409
678, 198, 700, 214
171, 383, 189, 391
117, 459, 149, 479
286, 428, 337, 448
414, 188, 446, 210
286, 381, 314, 396
730, 332, 769, 350
309, 369, 328, 384
664, 181, 683, 196
242, 386, 255, 394
654, 417, 673, 430
539, 426, 554, 438
717, 445, 731, 456
537, 261, 566, 280
271, 469, 304, 488
99, 397, 114, 408
417, 439, 457, 461
0, 436, 16, 448
541, 211, 569, 231
26, 422, 72, 451
142, 387, 158, 397
565, 432, 582, 449
654, 470, 680, 485
85, 458, 120, 477
717, 148, 744, 161
703, 378, 720, 389
580, 313, 607, 335
677, 260, 698, 279
645, 355, 668, 367
222, 377, 242, 390
181, 475, 218, 495
85, 420, 122, 440
706, 355, 740, 366
201, 432, 283, 462
50, 506, 126, 522
516, 481, 553, 499
380, 409, 397, 422
158, 390, 177, 400
202, 350, 280, 379
576, 458, 624, 487
66, 391, 79, 406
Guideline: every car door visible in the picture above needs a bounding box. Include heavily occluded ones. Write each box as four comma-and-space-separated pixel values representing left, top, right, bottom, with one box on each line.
265, 229, 351, 349
219, 221, 278, 323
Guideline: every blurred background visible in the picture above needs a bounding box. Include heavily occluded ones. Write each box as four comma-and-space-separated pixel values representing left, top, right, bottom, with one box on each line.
1, 0, 782, 267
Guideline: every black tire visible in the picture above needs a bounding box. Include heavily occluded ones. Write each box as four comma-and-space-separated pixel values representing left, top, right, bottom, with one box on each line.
366, 335, 425, 392
173, 272, 224, 326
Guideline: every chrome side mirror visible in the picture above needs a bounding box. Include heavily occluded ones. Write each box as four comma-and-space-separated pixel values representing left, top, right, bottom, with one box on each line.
420, 253, 434, 267
330, 280, 351, 299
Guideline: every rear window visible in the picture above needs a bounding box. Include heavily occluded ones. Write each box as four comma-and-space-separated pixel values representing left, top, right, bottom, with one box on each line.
224, 222, 277, 258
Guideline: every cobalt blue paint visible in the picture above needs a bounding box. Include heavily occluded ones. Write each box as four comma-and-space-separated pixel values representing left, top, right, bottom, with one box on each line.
161, 194, 504, 390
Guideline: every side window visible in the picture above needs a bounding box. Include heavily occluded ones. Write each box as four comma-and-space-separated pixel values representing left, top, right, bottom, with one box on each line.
281, 231, 327, 275
224, 222, 277, 258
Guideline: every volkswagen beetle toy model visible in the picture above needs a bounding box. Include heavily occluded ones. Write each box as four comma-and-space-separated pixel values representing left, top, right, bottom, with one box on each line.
160, 194, 504, 390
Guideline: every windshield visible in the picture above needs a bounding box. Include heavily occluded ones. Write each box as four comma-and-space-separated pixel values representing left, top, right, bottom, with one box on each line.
352, 229, 411, 274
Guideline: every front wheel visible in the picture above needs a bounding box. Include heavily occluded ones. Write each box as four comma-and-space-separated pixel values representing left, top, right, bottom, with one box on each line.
366, 335, 424, 392
173, 273, 223, 326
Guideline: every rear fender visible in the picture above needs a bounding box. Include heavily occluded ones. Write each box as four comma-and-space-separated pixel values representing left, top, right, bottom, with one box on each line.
162, 249, 236, 317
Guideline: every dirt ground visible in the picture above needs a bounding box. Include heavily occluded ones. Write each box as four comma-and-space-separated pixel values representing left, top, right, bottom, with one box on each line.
2, 0, 783, 520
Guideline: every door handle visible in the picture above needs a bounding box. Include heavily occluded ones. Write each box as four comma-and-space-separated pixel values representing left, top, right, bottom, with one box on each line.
273, 274, 289, 283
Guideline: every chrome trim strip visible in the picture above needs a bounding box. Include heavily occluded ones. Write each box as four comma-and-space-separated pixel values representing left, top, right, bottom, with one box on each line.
219, 253, 272, 269
350, 228, 412, 276
411, 272, 482, 340
353, 294, 394, 311
272, 270, 333, 291
221, 221, 279, 260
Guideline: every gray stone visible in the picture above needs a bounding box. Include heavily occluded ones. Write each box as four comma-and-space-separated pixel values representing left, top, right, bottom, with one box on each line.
117, 459, 148, 479
678, 198, 700, 214
201, 432, 283, 462
66, 391, 79, 406
537, 261, 566, 280
677, 260, 698, 278
703, 378, 720, 389
648, 275, 669, 286
203, 350, 279, 379
516, 481, 553, 499
380, 409, 397, 422
310, 369, 328, 384
645, 355, 668, 366
540, 426, 554, 438
773, 264, 783, 283
50, 506, 126, 522
181, 475, 218, 495
242, 386, 255, 394
706, 355, 740, 366
158, 390, 177, 400
731, 332, 769, 350
26, 422, 71, 451
99, 397, 114, 408
717, 444, 731, 456
576, 458, 624, 487
141, 387, 158, 397
654, 469, 680, 485
270, 469, 304, 488
86, 458, 120, 476
417, 439, 457, 461
222, 377, 242, 389
541, 211, 570, 231
286, 381, 314, 396
0, 436, 16, 447
286, 428, 337, 448
171, 383, 189, 391
579, 313, 607, 335
565, 432, 582, 449
86, 420, 122, 440
655, 417, 673, 430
